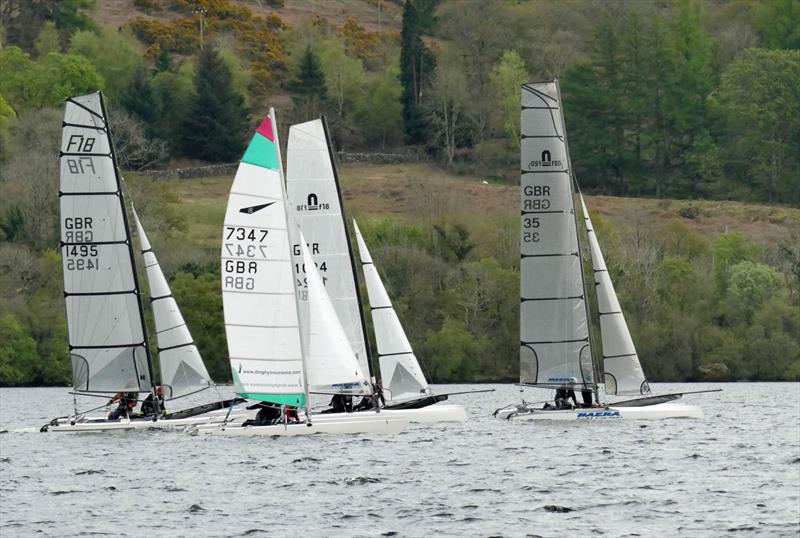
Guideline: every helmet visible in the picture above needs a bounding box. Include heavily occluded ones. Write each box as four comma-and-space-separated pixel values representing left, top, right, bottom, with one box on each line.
155, 386, 163, 395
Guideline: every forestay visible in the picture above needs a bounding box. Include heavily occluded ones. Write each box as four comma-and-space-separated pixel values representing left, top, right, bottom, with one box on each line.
579, 195, 650, 396
60, 92, 152, 393
519, 82, 593, 389
132, 208, 212, 399
286, 118, 371, 379
300, 232, 371, 395
353, 220, 429, 402
222, 112, 306, 407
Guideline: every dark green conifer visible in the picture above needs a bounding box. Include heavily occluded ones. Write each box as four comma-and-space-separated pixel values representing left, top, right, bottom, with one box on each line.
181, 46, 248, 162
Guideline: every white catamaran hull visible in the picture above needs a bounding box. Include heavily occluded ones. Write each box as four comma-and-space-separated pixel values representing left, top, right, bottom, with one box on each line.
42, 407, 250, 433
497, 402, 703, 421
190, 416, 409, 437
313, 404, 467, 424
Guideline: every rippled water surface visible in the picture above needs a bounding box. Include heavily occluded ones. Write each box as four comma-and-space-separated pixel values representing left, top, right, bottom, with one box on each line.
1, 383, 798, 537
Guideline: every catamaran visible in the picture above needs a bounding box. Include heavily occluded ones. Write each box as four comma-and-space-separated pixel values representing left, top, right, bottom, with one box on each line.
284, 117, 470, 423
494, 81, 713, 421
192, 110, 408, 436
42, 92, 244, 433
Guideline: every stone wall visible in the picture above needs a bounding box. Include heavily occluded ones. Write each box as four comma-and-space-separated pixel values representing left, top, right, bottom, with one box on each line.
139, 150, 427, 179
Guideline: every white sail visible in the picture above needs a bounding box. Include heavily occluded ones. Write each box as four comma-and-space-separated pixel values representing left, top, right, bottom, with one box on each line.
519, 81, 593, 389
353, 220, 429, 402
300, 231, 371, 395
286, 118, 371, 379
579, 195, 650, 396
132, 207, 212, 399
60, 92, 152, 393
221, 111, 307, 407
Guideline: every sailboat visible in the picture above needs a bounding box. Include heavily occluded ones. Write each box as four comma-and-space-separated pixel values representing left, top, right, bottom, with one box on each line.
192, 110, 407, 436
284, 117, 469, 423
494, 81, 711, 421
43, 92, 245, 432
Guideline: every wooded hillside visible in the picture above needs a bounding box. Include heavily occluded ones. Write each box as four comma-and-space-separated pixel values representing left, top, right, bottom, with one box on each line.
0, 0, 798, 385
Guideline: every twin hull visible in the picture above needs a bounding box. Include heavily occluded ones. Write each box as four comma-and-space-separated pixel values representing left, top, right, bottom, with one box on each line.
499, 402, 703, 421
42, 406, 250, 433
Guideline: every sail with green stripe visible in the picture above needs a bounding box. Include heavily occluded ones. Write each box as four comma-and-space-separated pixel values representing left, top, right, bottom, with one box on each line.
221, 110, 307, 407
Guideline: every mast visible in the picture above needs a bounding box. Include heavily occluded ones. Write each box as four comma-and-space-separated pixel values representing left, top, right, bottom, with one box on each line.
319, 114, 376, 381
553, 79, 599, 403
99, 93, 160, 408
272, 107, 312, 418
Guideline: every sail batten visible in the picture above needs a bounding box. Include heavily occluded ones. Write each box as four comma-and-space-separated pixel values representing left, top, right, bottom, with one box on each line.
519, 81, 593, 389
222, 112, 307, 407
60, 92, 153, 394
286, 118, 372, 379
353, 221, 429, 402
579, 194, 650, 396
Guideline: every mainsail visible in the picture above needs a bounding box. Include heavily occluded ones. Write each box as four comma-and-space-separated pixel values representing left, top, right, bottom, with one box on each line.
353, 220, 429, 402
579, 195, 650, 396
132, 208, 212, 399
60, 92, 153, 393
285, 117, 372, 379
222, 111, 306, 407
300, 231, 371, 395
519, 81, 593, 389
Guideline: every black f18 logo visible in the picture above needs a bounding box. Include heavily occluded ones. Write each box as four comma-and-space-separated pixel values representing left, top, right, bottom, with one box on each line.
239, 202, 275, 214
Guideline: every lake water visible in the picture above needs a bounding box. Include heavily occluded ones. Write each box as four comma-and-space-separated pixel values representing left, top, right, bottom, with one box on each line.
1, 383, 798, 537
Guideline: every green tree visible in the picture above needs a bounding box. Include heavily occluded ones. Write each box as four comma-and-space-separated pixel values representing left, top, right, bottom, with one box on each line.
33, 21, 60, 57
490, 50, 529, 148
181, 46, 248, 162
32, 52, 104, 107
424, 318, 484, 381
0, 314, 38, 385
119, 64, 157, 125
0, 46, 37, 113
713, 48, 800, 203
426, 62, 469, 167
289, 46, 328, 121
727, 261, 785, 321
754, 0, 800, 50
399, 0, 437, 144
317, 37, 364, 120
68, 28, 144, 101
354, 67, 403, 148
151, 65, 195, 151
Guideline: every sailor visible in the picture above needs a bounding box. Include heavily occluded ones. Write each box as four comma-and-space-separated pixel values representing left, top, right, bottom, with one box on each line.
329, 394, 353, 413
139, 387, 164, 416
107, 391, 137, 420
284, 405, 300, 423
241, 403, 281, 427
373, 381, 386, 407
354, 392, 380, 411
554, 388, 579, 410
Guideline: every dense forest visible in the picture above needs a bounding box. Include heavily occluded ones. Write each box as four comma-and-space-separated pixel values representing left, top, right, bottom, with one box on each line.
0, 0, 798, 387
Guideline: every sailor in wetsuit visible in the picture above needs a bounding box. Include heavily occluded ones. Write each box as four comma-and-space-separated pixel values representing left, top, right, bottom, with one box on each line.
139, 387, 164, 416
107, 392, 137, 420
242, 403, 282, 426
554, 388, 579, 410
